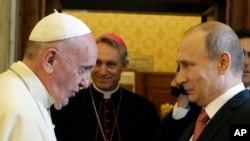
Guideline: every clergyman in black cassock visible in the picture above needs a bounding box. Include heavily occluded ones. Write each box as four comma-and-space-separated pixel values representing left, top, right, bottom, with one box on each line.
51, 84, 160, 141
50, 33, 160, 141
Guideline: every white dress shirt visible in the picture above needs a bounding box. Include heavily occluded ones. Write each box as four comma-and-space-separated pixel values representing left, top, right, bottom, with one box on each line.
172, 83, 245, 120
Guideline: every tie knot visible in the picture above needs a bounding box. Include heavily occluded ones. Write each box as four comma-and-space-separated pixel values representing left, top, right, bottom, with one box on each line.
198, 109, 210, 123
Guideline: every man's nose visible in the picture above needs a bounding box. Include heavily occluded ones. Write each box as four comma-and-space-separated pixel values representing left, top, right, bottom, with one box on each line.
176, 71, 187, 86
79, 72, 91, 89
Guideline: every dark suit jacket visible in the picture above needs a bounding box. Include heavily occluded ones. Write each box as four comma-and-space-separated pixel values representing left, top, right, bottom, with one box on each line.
179, 89, 250, 141
50, 85, 161, 141
155, 102, 201, 141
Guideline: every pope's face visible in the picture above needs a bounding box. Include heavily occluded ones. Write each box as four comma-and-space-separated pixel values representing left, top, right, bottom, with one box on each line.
51, 35, 98, 110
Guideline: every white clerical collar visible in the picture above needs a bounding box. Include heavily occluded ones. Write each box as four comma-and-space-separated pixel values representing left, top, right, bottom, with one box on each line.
93, 83, 119, 99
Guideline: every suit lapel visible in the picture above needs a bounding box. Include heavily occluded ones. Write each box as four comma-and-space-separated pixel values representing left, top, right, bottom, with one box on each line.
178, 122, 195, 141
198, 90, 250, 140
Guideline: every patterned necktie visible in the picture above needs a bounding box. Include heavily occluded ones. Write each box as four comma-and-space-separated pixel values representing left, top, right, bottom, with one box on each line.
192, 109, 210, 141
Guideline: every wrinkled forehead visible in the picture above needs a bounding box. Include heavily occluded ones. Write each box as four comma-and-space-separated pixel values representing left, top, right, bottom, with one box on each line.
97, 42, 121, 60
177, 32, 207, 62
178, 32, 206, 51
65, 35, 97, 64
67, 34, 96, 52
240, 38, 250, 51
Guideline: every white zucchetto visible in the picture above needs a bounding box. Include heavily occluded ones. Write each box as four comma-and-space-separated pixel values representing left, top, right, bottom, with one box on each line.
29, 10, 91, 42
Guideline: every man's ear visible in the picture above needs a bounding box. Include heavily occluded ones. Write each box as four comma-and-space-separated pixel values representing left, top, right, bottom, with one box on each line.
43, 48, 57, 74
218, 51, 231, 75
122, 60, 129, 72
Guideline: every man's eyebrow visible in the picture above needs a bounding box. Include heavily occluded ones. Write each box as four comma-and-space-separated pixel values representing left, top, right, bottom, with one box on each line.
79, 65, 94, 70
178, 60, 189, 64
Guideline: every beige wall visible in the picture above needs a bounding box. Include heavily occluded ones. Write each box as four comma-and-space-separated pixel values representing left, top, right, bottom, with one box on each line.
64, 10, 201, 72
0, 0, 18, 73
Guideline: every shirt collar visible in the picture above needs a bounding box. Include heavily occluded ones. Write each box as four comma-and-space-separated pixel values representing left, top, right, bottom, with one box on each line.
93, 83, 119, 99
205, 83, 245, 119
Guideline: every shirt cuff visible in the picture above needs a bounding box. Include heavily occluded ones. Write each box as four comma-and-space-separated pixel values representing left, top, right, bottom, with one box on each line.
172, 102, 190, 120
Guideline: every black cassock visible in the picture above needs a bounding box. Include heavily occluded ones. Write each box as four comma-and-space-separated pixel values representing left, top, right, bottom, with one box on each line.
50, 84, 160, 141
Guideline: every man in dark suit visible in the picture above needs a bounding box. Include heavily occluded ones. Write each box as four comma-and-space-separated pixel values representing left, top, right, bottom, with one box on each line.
175, 21, 250, 141
50, 33, 161, 141
236, 29, 250, 89
156, 28, 250, 141
155, 67, 201, 141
